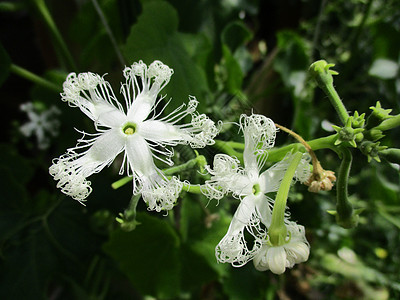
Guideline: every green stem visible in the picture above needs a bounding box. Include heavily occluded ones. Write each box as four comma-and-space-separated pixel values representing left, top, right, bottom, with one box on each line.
265, 134, 339, 163
112, 155, 206, 189
214, 140, 242, 158
268, 152, 303, 246
336, 147, 353, 218
10, 64, 61, 92
91, 0, 126, 66
333, 147, 364, 228
323, 84, 349, 125
182, 183, 202, 194
32, 0, 77, 70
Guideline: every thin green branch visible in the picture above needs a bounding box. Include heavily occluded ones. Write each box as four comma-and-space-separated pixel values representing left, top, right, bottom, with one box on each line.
10, 64, 61, 92
32, 0, 77, 70
91, 0, 126, 66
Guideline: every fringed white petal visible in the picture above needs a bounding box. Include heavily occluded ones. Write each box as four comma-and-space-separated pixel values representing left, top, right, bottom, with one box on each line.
125, 134, 163, 193
49, 129, 125, 202
61, 72, 126, 128
139, 120, 191, 144
203, 154, 251, 199
124, 60, 173, 123
240, 114, 276, 170
215, 195, 268, 267
141, 176, 183, 212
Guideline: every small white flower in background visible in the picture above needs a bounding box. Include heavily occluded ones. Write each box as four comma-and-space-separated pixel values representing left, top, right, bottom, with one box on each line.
49, 60, 220, 210
253, 221, 310, 275
203, 114, 310, 267
20, 102, 61, 150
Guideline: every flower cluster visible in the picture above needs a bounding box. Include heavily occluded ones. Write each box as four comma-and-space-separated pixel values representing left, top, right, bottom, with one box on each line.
49, 61, 220, 211
202, 114, 311, 274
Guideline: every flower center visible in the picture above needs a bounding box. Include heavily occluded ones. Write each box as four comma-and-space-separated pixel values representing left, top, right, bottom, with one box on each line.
122, 122, 137, 135
252, 183, 261, 196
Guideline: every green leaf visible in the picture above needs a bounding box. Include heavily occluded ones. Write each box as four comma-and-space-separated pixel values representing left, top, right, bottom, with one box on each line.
221, 21, 253, 54
222, 44, 243, 94
103, 213, 181, 299
0, 42, 11, 87
0, 225, 58, 300
273, 30, 311, 90
180, 243, 218, 293
123, 0, 209, 110
223, 263, 267, 300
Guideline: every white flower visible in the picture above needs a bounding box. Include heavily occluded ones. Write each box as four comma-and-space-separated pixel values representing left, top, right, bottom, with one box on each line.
49, 60, 220, 210
253, 221, 310, 274
20, 102, 61, 149
204, 114, 309, 266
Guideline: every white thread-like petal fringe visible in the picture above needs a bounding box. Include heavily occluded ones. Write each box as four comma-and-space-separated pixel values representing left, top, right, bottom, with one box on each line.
141, 176, 183, 212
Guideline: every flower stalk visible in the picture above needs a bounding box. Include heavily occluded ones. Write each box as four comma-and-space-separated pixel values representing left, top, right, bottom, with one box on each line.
309, 60, 349, 124
268, 151, 303, 246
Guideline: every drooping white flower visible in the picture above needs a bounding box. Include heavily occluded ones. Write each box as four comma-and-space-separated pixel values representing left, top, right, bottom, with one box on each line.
203, 114, 310, 266
49, 60, 220, 211
20, 102, 61, 149
253, 221, 310, 274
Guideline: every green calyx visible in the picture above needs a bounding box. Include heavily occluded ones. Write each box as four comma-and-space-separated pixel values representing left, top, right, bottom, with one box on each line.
309, 60, 339, 87
327, 207, 365, 229
366, 101, 393, 129
116, 194, 141, 231
359, 141, 387, 163
332, 118, 364, 148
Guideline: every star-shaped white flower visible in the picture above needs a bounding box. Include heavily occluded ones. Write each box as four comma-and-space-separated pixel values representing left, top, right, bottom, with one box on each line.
49, 60, 220, 211
253, 221, 310, 274
203, 114, 310, 266
20, 102, 61, 149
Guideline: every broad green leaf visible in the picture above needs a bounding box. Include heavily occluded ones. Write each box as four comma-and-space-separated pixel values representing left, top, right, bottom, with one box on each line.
180, 194, 232, 277
103, 213, 181, 299
123, 0, 210, 110
0, 225, 58, 300
180, 243, 219, 293
223, 263, 267, 300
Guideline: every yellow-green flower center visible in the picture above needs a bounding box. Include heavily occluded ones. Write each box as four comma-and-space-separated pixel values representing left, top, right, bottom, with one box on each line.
252, 183, 261, 196
122, 123, 137, 135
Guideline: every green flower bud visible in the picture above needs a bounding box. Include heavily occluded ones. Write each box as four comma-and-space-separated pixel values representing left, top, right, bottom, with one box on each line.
332, 118, 364, 148
309, 60, 339, 88
351, 111, 366, 128
366, 101, 393, 129
364, 128, 385, 142
380, 148, 400, 165
359, 141, 387, 162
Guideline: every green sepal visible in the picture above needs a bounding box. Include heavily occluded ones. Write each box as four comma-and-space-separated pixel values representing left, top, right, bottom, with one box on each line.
115, 194, 141, 232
